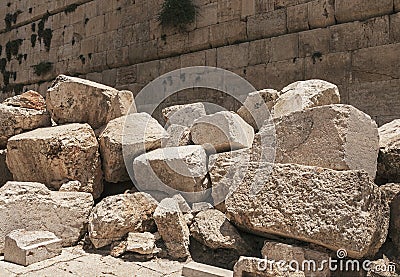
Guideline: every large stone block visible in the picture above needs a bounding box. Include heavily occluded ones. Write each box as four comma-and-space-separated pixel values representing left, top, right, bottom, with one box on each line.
287, 3, 309, 33
6, 123, 103, 199
0, 181, 93, 253
133, 146, 209, 202
335, 0, 393, 23
265, 58, 305, 90
4, 230, 62, 266
191, 111, 254, 152
99, 113, 169, 183
162, 124, 191, 147
272, 79, 340, 118
210, 20, 247, 47
308, 0, 335, 28
0, 150, 12, 187
270, 33, 299, 62
376, 119, 400, 184
162, 102, 206, 127
46, 75, 135, 129
299, 28, 330, 57
191, 209, 249, 252
263, 104, 379, 179
237, 89, 279, 130
0, 104, 51, 148
154, 198, 190, 259
247, 9, 287, 40
88, 192, 158, 248
222, 159, 388, 259
183, 261, 234, 277
217, 43, 249, 69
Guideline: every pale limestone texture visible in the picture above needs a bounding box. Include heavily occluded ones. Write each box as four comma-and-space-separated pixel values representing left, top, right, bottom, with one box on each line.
162, 124, 191, 147
237, 89, 279, 130
126, 232, 156, 255
88, 192, 158, 248
162, 102, 206, 127
98, 113, 169, 183
46, 75, 135, 129
154, 198, 190, 259
0, 149, 12, 187
272, 79, 340, 119
4, 230, 62, 266
218, 158, 388, 259
6, 123, 103, 199
0, 182, 93, 253
255, 104, 379, 179
0, 104, 51, 148
191, 111, 254, 152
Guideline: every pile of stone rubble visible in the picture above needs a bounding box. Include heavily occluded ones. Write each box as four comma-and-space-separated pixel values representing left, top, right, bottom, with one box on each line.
0, 75, 399, 277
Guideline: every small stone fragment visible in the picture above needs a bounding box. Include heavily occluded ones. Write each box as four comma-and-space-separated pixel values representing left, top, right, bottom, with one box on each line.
4, 229, 62, 266
3, 90, 46, 110
126, 232, 156, 255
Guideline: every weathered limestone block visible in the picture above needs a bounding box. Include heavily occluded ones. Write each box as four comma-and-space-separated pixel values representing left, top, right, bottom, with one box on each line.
59, 180, 85, 193
261, 242, 330, 277
367, 256, 397, 276
272, 80, 340, 119
6, 123, 103, 199
88, 192, 158, 248
221, 159, 388, 259
99, 113, 169, 183
376, 119, 400, 184
0, 149, 12, 187
256, 104, 379, 179
0, 104, 51, 148
237, 89, 279, 130
0, 181, 93, 253
191, 111, 254, 152
162, 124, 191, 147
162, 102, 206, 127
233, 256, 305, 277
192, 202, 214, 213
126, 232, 156, 255
3, 90, 46, 110
308, 0, 335, 29
173, 194, 192, 213
133, 146, 209, 202
46, 75, 135, 129
191, 209, 249, 252
4, 230, 62, 266
335, 0, 393, 23
154, 198, 190, 259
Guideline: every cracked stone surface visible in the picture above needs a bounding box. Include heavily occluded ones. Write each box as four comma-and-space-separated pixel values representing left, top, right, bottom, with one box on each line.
0, 246, 187, 276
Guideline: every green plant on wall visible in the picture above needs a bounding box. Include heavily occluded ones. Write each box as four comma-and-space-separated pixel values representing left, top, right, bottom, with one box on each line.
158, 0, 197, 30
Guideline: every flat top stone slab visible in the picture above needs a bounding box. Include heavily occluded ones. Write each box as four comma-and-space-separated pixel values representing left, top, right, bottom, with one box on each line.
183, 261, 233, 277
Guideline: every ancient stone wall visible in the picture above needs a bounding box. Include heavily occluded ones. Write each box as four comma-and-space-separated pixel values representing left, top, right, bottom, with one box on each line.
0, 0, 399, 125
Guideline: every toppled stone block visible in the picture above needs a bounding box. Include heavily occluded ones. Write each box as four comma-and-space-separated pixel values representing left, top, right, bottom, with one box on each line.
154, 198, 190, 259
46, 75, 135, 129
162, 102, 206, 127
388, 190, 400, 251
376, 119, 400, 184
173, 194, 192, 213
133, 146, 209, 203
272, 79, 340, 119
6, 123, 103, 199
237, 89, 280, 130
0, 181, 93, 253
183, 261, 234, 277
99, 113, 169, 183
126, 232, 156, 255
380, 183, 400, 203
233, 256, 305, 277
0, 149, 12, 187
0, 104, 51, 148
88, 192, 158, 248
162, 124, 191, 147
219, 158, 388, 259
255, 104, 379, 179
191, 209, 249, 252
261, 242, 330, 277
4, 230, 62, 266
3, 90, 46, 110
191, 111, 254, 152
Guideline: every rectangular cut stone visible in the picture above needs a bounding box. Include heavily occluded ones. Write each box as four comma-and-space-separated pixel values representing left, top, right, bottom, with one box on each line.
183, 261, 233, 277
265, 58, 304, 90
247, 9, 287, 40
299, 28, 330, 57
287, 3, 309, 33
214, 152, 389, 259
396, 0, 400, 11
308, 0, 335, 28
270, 33, 299, 61
217, 43, 249, 69
335, 0, 393, 23
4, 230, 62, 266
